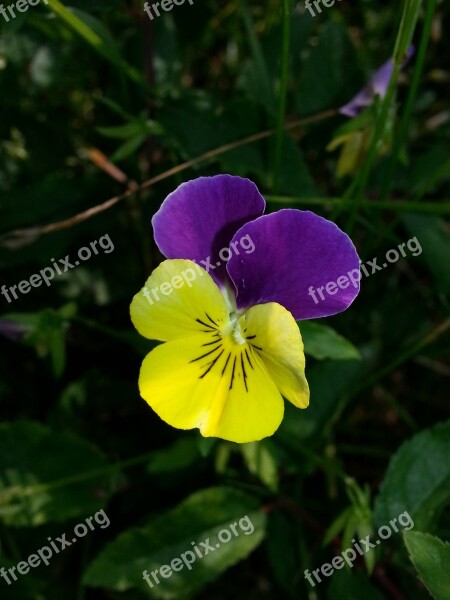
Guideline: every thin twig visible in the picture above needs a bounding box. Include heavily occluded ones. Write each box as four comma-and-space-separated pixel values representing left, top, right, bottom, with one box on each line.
0, 110, 336, 248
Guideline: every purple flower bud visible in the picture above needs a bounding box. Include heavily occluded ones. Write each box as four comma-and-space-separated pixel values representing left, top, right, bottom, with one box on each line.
339, 46, 415, 118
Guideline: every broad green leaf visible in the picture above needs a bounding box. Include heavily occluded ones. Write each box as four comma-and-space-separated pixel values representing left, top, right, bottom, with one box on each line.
403, 531, 450, 600
0, 421, 114, 526
83, 487, 266, 598
241, 441, 278, 491
374, 420, 450, 531
299, 322, 361, 361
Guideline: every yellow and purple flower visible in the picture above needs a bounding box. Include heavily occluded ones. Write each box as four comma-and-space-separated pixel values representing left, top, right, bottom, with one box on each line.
130, 175, 360, 443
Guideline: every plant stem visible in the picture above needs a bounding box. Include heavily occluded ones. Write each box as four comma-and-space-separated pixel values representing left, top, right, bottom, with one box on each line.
381, 0, 436, 199
345, 0, 423, 230
273, 0, 293, 192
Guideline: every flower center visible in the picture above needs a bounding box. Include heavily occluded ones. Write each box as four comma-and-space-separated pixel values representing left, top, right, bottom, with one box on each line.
220, 312, 246, 346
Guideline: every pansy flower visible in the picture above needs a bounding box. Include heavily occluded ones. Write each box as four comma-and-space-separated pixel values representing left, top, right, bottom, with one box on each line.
130, 175, 360, 443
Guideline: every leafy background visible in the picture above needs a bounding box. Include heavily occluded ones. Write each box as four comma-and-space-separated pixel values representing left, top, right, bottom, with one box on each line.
0, 0, 449, 598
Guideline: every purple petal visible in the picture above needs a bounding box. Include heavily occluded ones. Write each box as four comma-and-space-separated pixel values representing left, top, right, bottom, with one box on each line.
152, 175, 265, 286
339, 45, 415, 118
227, 210, 360, 320
0, 319, 29, 342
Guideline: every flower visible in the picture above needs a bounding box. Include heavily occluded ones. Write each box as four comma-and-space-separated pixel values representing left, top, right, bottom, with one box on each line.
339, 46, 415, 118
130, 175, 360, 443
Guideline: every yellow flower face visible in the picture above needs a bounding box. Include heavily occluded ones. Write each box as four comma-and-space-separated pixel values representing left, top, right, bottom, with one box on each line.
130, 260, 309, 443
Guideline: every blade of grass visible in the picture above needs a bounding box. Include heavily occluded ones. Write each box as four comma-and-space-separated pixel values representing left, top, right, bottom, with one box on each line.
241, 0, 275, 114
273, 0, 293, 192
44, 0, 148, 89
345, 0, 423, 231
381, 0, 437, 200
266, 195, 450, 214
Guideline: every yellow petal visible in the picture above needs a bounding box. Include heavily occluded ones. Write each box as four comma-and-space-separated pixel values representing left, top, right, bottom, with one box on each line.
130, 259, 229, 341
138, 332, 284, 443
240, 303, 309, 409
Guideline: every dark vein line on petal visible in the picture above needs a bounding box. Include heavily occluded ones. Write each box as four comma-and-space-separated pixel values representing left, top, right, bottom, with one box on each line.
250, 343, 263, 351
200, 349, 225, 379
205, 313, 218, 327
240, 353, 248, 392
221, 353, 231, 376
190, 346, 223, 363
202, 339, 222, 347
244, 349, 253, 370
196, 318, 215, 330
229, 356, 237, 390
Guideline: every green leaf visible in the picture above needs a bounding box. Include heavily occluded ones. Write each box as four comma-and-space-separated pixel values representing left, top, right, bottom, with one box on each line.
327, 569, 384, 600
297, 20, 361, 116
278, 354, 370, 445
241, 441, 278, 491
97, 120, 163, 140
403, 531, 450, 600
402, 214, 450, 294
374, 420, 450, 531
146, 437, 202, 475
0, 421, 114, 526
299, 322, 361, 361
110, 133, 147, 162
83, 487, 266, 598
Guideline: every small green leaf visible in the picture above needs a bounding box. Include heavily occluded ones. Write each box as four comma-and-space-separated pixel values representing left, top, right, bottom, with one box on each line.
374, 420, 450, 531
404, 531, 450, 600
83, 487, 266, 598
146, 437, 201, 475
111, 134, 147, 162
241, 441, 278, 491
299, 322, 361, 361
